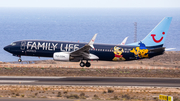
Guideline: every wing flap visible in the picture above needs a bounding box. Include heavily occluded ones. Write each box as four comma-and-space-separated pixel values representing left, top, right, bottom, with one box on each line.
81, 52, 99, 60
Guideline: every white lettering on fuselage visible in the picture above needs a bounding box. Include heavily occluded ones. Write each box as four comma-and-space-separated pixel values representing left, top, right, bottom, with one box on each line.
37, 42, 45, 50
31, 42, 37, 49
60, 43, 79, 52
27, 42, 58, 51
26, 42, 79, 52
27, 42, 32, 49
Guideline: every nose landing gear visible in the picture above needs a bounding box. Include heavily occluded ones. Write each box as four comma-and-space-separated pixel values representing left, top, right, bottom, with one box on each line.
18, 56, 22, 62
80, 60, 91, 67
18, 59, 22, 62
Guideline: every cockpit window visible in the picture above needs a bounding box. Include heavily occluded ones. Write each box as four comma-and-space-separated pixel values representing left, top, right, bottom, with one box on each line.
11, 42, 16, 46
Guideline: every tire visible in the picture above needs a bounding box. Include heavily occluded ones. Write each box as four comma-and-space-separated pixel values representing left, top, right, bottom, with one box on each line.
18, 59, 22, 62
86, 62, 91, 67
80, 62, 85, 67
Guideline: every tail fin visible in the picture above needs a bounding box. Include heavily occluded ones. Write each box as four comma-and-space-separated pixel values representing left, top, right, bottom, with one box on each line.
128, 17, 172, 47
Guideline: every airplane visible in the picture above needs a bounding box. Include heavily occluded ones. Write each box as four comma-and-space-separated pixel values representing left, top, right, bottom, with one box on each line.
4, 17, 172, 67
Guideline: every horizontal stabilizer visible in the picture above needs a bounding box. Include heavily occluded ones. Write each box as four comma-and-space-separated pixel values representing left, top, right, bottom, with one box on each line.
165, 48, 176, 51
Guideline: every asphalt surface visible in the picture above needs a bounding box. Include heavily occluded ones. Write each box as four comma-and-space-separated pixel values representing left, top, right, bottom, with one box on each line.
0, 76, 180, 87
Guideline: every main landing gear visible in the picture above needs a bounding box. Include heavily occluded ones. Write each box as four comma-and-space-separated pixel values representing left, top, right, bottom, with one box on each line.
80, 60, 91, 67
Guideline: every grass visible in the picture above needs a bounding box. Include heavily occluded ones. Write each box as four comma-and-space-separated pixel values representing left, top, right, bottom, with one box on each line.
4, 67, 11, 70
21, 94, 25, 97
15, 93, 20, 96
80, 68, 86, 71
110, 96, 119, 100
57, 92, 62, 97
66, 94, 79, 99
108, 89, 114, 93
119, 71, 130, 74
93, 94, 100, 100
124, 71, 130, 73
96, 69, 101, 73
102, 91, 107, 94
122, 94, 130, 100
80, 92, 86, 99
108, 71, 114, 73
63, 91, 68, 94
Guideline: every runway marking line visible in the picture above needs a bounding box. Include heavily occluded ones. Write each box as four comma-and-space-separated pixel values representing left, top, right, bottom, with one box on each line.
0, 80, 36, 83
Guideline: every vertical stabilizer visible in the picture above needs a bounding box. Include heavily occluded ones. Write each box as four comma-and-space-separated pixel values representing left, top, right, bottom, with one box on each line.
128, 17, 172, 47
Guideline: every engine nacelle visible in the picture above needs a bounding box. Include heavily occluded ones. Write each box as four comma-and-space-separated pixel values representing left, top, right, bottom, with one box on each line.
53, 52, 71, 61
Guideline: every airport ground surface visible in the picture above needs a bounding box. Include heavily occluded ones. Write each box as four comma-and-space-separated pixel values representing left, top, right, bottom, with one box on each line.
0, 51, 180, 78
0, 83, 179, 101
0, 51, 180, 101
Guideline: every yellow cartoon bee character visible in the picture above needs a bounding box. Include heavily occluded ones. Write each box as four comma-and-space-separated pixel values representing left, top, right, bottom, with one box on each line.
139, 49, 148, 58
112, 46, 126, 61
130, 47, 141, 58
130, 47, 149, 59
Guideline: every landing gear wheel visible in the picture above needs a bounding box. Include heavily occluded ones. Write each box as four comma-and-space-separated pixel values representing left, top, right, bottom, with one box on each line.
86, 62, 91, 67
18, 59, 22, 62
80, 62, 85, 67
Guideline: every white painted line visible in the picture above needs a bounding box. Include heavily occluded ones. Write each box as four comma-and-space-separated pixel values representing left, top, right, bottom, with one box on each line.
0, 76, 66, 79
0, 80, 36, 83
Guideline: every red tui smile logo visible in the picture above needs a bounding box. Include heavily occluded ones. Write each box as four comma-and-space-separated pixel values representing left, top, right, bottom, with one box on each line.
151, 32, 165, 43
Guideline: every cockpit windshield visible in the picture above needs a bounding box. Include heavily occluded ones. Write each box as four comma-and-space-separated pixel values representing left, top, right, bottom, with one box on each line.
11, 42, 16, 46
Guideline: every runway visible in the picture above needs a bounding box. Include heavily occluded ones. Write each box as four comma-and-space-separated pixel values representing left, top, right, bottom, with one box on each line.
0, 76, 180, 87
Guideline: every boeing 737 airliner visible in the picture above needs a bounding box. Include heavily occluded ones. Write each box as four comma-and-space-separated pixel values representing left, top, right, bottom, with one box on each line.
4, 17, 172, 67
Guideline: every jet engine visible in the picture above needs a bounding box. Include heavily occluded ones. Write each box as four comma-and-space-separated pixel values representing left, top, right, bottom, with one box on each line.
53, 52, 73, 61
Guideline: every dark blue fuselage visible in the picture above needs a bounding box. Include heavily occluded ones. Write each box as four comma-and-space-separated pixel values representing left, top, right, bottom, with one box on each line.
4, 40, 164, 61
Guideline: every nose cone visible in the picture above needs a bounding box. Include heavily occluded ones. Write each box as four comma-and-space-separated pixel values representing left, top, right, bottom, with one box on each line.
4, 45, 10, 52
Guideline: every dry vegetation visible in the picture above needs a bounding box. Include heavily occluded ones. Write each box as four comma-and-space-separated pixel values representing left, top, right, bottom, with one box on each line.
0, 85, 180, 101
0, 67, 180, 78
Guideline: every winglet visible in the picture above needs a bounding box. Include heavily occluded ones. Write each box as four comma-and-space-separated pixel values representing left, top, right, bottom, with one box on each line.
88, 33, 97, 49
120, 36, 128, 45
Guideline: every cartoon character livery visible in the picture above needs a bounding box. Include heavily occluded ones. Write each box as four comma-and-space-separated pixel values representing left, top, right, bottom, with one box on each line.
4, 17, 172, 67
112, 46, 126, 61
130, 42, 149, 59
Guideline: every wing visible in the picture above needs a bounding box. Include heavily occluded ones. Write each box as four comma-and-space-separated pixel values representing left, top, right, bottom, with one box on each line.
70, 34, 99, 60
